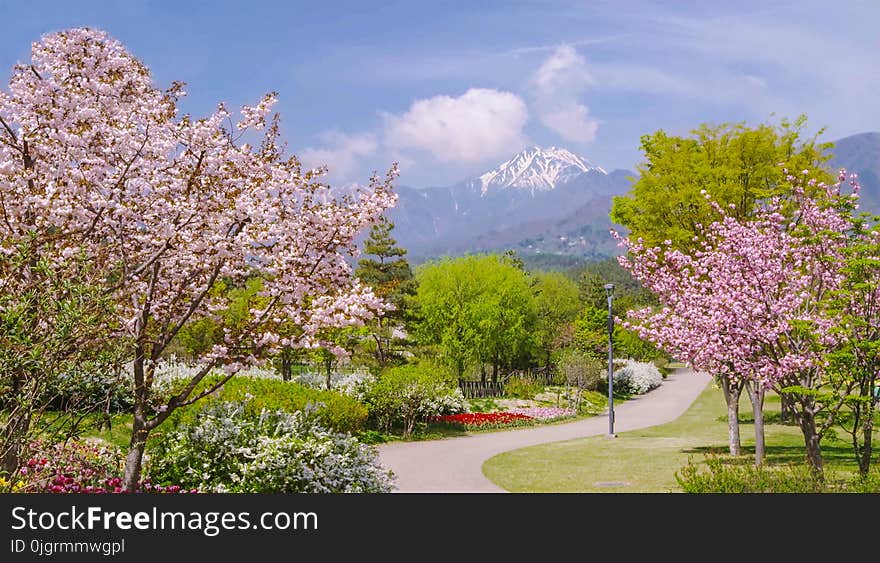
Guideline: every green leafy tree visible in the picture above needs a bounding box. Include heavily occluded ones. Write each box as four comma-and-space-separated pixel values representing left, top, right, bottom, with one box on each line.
355, 217, 417, 368
413, 255, 536, 382
176, 277, 265, 359
611, 115, 834, 251
823, 204, 880, 476
532, 272, 581, 369
0, 248, 124, 478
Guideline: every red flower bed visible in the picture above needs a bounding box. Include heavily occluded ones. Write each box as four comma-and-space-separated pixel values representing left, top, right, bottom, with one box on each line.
428, 412, 534, 429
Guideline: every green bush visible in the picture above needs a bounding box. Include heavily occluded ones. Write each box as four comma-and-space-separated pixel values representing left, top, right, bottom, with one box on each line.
675, 455, 880, 493
504, 375, 544, 399
147, 400, 394, 492
42, 367, 133, 414
652, 357, 671, 378
364, 364, 466, 436
554, 348, 603, 391
170, 375, 368, 434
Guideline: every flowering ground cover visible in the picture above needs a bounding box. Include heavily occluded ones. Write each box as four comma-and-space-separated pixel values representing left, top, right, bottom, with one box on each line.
5, 440, 195, 493
507, 407, 576, 420
428, 412, 534, 430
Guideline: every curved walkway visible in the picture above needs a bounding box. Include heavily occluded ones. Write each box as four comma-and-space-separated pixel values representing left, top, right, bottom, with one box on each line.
377, 368, 713, 492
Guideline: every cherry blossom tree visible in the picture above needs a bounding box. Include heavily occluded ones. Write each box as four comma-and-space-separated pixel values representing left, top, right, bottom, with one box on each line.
0, 29, 397, 489
616, 173, 857, 474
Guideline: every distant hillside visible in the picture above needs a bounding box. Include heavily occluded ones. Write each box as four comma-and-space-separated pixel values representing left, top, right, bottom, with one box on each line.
382, 133, 879, 270
828, 132, 880, 214
386, 146, 631, 264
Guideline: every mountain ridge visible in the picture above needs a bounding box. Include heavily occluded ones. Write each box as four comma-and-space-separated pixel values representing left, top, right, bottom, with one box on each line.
382, 132, 879, 268
466, 145, 607, 195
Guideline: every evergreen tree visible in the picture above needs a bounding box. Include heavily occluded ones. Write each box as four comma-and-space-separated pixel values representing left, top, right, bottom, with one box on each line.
355, 217, 417, 367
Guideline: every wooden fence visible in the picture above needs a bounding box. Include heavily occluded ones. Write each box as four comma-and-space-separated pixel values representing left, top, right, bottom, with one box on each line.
457, 379, 506, 398
457, 366, 557, 398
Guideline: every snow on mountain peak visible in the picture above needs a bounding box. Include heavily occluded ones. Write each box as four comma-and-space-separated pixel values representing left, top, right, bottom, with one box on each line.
471, 146, 607, 195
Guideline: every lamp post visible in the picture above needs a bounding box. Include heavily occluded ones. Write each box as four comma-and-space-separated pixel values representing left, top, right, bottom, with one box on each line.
604, 283, 615, 437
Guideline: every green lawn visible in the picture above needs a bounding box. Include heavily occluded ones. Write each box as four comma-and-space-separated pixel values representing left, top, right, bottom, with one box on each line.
482, 384, 867, 492
78, 412, 133, 450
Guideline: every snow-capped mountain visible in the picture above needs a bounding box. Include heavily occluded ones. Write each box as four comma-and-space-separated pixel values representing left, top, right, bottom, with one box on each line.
372, 133, 880, 269
383, 146, 632, 265
468, 146, 607, 195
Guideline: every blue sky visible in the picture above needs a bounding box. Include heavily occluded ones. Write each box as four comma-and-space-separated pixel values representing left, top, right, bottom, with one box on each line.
1, 0, 877, 187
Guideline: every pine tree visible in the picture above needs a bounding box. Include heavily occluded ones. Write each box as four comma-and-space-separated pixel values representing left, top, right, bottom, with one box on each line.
355, 217, 417, 366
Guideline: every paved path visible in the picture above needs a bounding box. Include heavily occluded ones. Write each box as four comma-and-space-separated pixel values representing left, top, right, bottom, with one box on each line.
377, 368, 713, 492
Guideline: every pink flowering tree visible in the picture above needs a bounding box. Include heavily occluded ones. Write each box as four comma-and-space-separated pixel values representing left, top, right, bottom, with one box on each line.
0, 29, 397, 490
617, 173, 856, 474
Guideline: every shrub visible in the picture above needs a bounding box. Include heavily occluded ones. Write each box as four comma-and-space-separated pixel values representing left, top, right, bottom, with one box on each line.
291, 368, 376, 393
554, 348, 603, 391
364, 364, 466, 436
612, 359, 663, 395
173, 375, 369, 434
147, 400, 394, 493
504, 375, 544, 399
218, 377, 368, 434
652, 357, 671, 378
42, 367, 133, 414
675, 455, 880, 493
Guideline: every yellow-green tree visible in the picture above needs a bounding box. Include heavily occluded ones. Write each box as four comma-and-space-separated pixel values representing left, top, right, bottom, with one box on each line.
413, 254, 536, 382
611, 115, 834, 251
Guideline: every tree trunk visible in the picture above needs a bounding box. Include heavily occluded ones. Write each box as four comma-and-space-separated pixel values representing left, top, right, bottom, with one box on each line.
1, 369, 36, 476
374, 318, 386, 367
1, 409, 30, 476
779, 393, 791, 423
796, 405, 824, 480
123, 352, 149, 491
858, 388, 875, 477
480, 363, 486, 385
860, 413, 874, 477
745, 380, 765, 466
491, 361, 498, 385
122, 409, 149, 492
280, 348, 291, 382
719, 375, 743, 456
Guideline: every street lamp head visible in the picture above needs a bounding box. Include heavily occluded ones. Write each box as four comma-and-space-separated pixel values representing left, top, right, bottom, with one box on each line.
604, 283, 614, 297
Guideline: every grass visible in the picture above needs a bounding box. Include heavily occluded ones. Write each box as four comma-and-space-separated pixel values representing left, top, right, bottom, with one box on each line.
80, 413, 133, 450
482, 384, 869, 492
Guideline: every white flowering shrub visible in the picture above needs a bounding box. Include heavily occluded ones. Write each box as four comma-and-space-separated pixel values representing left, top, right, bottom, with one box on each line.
147, 400, 395, 493
612, 359, 663, 395
127, 357, 375, 409
364, 365, 467, 436
334, 371, 378, 401
421, 387, 468, 417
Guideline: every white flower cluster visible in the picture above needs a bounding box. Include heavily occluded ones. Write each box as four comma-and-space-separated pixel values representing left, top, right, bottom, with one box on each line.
332, 371, 377, 401
419, 386, 468, 416
612, 359, 663, 395
148, 400, 395, 493
292, 368, 375, 396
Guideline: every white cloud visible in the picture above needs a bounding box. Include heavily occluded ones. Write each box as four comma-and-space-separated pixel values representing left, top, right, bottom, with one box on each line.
382, 88, 529, 163
540, 106, 599, 144
532, 44, 595, 94
530, 45, 600, 144
299, 132, 378, 181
